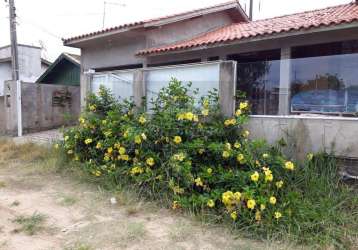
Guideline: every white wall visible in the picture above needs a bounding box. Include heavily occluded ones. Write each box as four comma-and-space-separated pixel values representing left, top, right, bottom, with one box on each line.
0, 62, 11, 96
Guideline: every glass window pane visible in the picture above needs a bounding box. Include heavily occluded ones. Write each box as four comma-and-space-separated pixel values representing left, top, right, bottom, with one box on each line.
291, 53, 358, 114
236, 60, 280, 115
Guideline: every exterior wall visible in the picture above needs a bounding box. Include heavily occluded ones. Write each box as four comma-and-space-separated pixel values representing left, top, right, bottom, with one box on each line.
248, 116, 358, 160
0, 62, 11, 96
4, 81, 80, 135
0, 45, 44, 96
80, 12, 233, 71
0, 96, 5, 135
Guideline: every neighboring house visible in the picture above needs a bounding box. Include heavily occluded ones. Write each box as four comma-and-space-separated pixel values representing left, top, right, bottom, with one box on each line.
0, 44, 50, 134
63, 1, 358, 159
0, 44, 51, 96
36, 53, 81, 86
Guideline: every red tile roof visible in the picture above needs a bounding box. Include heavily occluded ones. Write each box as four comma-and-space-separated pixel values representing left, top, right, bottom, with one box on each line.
137, 3, 358, 56
63, 1, 246, 44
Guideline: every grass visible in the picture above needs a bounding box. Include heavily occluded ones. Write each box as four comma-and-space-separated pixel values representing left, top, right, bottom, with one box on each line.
0, 181, 6, 188
58, 194, 78, 206
12, 212, 47, 235
168, 220, 193, 242
1, 139, 357, 249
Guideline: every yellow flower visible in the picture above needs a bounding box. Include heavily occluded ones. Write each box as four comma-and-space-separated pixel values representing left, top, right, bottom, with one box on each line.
89, 104, 96, 111
194, 177, 203, 187
173, 153, 185, 162
177, 113, 185, 121
141, 133, 147, 140
225, 143, 231, 151
130, 166, 144, 175
78, 117, 85, 124
120, 154, 129, 161
224, 119, 236, 126
146, 157, 155, 167
235, 109, 242, 117
269, 196, 277, 205
234, 192, 241, 201
237, 154, 245, 164
207, 168, 213, 174
203, 99, 209, 108
172, 201, 180, 210
185, 112, 194, 121
102, 119, 107, 125
64, 136, 69, 141
201, 109, 209, 116
250, 171, 260, 182
307, 153, 314, 161
265, 173, 273, 182
222, 150, 230, 159
230, 211, 238, 221
275, 180, 284, 188
274, 211, 282, 219
96, 142, 102, 149
285, 161, 295, 171
119, 147, 126, 155
123, 130, 129, 138
104, 155, 110, 162
234, 142, 241, 149
222, 191, 234, 206
247, 199, 256, 210
207, 199, 215, 208
138, 116, 146, 124
193, 115, 199, 122
255, 211, 261, 221
260, 204, 266, 211
262, 153, 269, 158
242, 130, 250, 137
107, 147, 113, 154
134, 135, 142, 144
173, 136, 182, 144
93, 170, 101, 177
84, 138, 93, 145
239, 101, 248, 110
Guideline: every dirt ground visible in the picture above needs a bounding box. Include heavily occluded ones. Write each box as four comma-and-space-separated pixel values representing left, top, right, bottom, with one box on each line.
0, 142, 294, 250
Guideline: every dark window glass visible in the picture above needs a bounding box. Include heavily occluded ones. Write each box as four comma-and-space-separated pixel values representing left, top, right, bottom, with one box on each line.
291, 40, 358, 115
236, 60, 280, 115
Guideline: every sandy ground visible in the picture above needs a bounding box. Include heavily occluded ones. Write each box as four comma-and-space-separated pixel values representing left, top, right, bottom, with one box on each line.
0, 143, 293, 250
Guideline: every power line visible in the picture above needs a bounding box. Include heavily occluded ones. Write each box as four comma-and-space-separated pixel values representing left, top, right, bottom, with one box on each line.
17, 16, 63, 40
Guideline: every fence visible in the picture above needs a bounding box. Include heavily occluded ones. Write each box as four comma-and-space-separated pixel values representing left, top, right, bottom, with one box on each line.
3, 81, 80, 135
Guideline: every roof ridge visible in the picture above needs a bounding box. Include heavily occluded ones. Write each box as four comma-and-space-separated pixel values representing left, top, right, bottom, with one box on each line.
254, 2, 355, 23
64, 1, 244, 43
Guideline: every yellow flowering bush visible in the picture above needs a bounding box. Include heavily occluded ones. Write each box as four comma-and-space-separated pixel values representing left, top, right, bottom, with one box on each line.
61, 80, 300, 228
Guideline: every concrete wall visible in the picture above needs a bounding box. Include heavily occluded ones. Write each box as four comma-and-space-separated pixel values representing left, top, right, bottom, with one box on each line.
0, 62, 11, 96
5, 81, 80, 135
248, 116, 358, 160
0, 96, 5, 135
80, 12, 233, 71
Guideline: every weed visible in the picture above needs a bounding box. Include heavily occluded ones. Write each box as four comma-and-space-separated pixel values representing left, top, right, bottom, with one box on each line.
10, 200, 20, 207
12, 212, 47, 235
0, 181, 5, 188
58, 194, 77, 206
125, 222, 146, 241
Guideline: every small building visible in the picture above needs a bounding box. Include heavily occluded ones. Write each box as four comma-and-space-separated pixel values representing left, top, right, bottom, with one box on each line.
63, 1, 358, 159
36, 53, 81, 86
0, 44, 51, 134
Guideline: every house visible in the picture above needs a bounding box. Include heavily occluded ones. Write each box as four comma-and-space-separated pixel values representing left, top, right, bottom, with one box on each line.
0, 44, 51, 134
63, 1, 358, 159
36, 53, 81, 86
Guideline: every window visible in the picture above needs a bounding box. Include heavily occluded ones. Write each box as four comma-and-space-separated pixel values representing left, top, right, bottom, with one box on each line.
229, 50, 281, 115
291, 41, 358, 115
91, 71, 134, 101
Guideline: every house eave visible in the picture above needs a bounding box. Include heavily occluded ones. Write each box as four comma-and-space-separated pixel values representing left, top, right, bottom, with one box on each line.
139, 22, 358, 57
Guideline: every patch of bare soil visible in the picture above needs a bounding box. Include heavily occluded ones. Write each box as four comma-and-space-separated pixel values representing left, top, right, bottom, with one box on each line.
0, 142, 295, 250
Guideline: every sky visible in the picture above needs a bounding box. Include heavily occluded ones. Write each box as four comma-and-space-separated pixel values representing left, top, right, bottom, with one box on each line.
0, 0, 353, 61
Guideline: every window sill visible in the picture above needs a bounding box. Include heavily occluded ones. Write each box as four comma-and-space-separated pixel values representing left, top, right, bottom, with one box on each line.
250, 114, 358, 121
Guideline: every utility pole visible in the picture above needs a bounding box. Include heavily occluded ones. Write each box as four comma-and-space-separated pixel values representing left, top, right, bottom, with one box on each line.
249, 0, 254, 21
6, 0, 22, 136
7, 0, 19, 81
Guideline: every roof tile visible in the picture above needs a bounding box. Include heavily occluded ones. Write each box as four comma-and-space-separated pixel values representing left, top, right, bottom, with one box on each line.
137, 3, 358, 56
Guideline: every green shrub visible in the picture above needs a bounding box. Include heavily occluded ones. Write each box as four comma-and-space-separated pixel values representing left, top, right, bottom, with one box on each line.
58, 79, 357, 248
